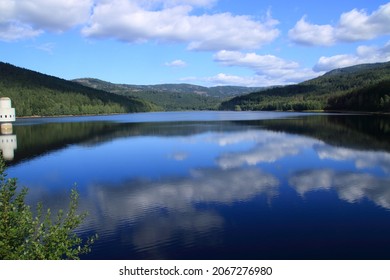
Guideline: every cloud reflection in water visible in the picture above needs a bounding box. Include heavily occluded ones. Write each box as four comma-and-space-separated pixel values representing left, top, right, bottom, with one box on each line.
203, 129, 390, 210
316, 145, 390, 173
289, 169, 390, 209
215, 131, 320, 169
81, 166, 279, 255
12, 118, 390, 259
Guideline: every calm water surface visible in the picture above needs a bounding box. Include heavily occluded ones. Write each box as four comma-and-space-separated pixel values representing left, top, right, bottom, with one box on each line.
5, 111, 390, 259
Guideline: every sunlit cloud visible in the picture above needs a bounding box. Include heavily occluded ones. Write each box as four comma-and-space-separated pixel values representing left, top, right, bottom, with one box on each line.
288, 16, 335, 46
213, 50, 322, 84
289, 2, 390, 46
214, 50, 299, 70
82, 0, 280, 51
0, 0, 92, 41
313, 40, 390, 71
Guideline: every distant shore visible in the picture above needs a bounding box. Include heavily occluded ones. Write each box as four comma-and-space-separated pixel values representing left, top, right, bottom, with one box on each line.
15, 112, 127, 119
14, 110, 389, 120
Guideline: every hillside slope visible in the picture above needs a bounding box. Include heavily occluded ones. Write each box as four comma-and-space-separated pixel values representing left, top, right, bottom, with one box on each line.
220, 61, 390, 112
0, 62, 156, 116
74, 78, 262, 97
74, 78, 263, 111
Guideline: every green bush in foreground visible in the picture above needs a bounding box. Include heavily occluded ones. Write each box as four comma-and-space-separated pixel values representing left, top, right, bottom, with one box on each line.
0, 160, 97, 260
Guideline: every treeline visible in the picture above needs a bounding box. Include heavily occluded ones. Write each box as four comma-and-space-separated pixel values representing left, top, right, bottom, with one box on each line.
75, 78, 261, 99
224, 84, 326, 111
220, 61, 390, 112
121, 90, 221, 111
74, 78, 232, 111
0, 62, 156, 116
327, 80, 390, 112
3, 60, 390, 116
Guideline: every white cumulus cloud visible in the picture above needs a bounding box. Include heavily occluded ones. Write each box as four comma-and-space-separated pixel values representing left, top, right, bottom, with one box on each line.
288, 16, 335, 46
82, 0, 280, 51
336, 4, 390, 41
214, 50, 300, 70
289, 2, 390, 46
213, 50, 321, 85
313, 40, 390, 71
0, 0, 93, 41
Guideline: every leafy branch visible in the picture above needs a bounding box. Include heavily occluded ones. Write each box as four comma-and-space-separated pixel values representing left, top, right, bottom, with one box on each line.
0, 159, 97, 260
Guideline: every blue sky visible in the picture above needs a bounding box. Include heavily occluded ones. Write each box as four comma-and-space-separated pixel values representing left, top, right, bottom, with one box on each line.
1, 0, 390, 87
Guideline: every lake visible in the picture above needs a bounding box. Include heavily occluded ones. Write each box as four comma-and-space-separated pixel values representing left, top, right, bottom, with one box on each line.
4, 111, 390, 259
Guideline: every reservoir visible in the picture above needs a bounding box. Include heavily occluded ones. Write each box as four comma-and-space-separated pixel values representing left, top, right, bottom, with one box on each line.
6, 111, 390, 259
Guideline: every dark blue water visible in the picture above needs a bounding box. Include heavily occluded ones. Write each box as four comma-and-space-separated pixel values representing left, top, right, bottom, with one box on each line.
5, 111, 390, 259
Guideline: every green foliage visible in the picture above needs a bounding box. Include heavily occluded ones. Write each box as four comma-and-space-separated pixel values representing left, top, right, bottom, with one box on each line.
326, 80, 390, 112
123, 90, 221, 111
4, 59, 390, 115
0, 62, 156, 116
0, 159, 96, 259
220, 61, 390, 112
75, 78, 261, 98
74, 78, 262, 111
75, 79, 221, 111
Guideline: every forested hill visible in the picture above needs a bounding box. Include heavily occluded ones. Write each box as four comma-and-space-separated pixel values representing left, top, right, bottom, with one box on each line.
3, 60, 390, 116
220, 61, 390, 112
0, 62, 156, 116
74, 78, 263, 111
74, 78, 262, 98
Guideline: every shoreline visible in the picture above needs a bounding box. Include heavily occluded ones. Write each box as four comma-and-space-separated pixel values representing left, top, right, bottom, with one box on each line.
15, 112, 129, 119
15, 110, 389, 120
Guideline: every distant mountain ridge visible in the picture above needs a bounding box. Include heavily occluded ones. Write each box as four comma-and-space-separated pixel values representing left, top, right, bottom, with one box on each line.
73, 78, 263, 98
73, 78, 264, 111
2, 60, 390, 116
